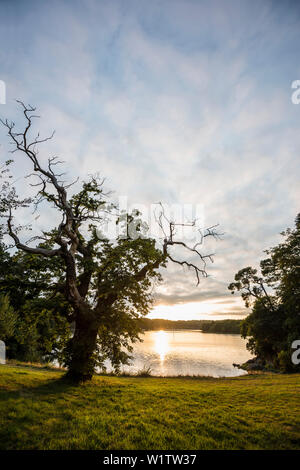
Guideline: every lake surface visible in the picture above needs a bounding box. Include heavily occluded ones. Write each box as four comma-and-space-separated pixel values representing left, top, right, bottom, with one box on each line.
105, 330, 252, 377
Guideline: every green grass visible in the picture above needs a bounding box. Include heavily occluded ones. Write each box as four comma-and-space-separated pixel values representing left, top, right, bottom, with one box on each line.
0, 364, 299, 450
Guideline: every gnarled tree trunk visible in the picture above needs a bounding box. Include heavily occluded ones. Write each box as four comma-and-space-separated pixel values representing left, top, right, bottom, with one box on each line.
65, 308, 99, 383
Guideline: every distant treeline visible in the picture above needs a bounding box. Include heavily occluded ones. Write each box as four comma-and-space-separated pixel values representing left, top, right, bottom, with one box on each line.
138, 318, 242, 334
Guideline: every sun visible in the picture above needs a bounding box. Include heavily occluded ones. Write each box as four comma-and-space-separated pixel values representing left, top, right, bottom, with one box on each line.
153, 330, 169, 362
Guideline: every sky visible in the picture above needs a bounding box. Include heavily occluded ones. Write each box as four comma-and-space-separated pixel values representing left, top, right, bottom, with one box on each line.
0, 0, 299, 320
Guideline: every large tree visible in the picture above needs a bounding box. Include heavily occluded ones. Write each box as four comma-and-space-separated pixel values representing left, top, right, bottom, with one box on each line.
229, 214, 300, 371
0, 102, 219, 382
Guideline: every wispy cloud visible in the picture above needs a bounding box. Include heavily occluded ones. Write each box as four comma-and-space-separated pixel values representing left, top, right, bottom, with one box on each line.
0, 0, 299, 319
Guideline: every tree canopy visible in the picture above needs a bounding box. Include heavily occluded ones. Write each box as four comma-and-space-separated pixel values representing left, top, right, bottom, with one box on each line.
229, 214, 300, 372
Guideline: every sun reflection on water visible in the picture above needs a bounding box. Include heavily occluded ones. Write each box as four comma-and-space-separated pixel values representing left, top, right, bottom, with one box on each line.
154, 330, 169, 362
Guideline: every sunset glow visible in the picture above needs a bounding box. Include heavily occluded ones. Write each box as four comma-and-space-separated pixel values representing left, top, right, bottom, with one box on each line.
149, 298, 247, 321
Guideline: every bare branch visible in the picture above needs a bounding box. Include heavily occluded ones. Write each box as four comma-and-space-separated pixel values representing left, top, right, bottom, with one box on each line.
166, 252, 207, 285
7, 209, 61, 257
154, 202, 220, 284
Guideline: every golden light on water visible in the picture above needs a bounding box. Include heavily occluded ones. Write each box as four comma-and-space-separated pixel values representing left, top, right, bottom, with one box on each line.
154, 330, 169, 362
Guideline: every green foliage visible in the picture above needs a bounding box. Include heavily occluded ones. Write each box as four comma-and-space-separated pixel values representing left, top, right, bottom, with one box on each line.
229, 214, 300, 372
0, 294, 18, 341
200, 319, 241, 334
240, 299, 286, 362
0, 239, 71, 362
15, 298, 71, 364
89, 236, 166, 371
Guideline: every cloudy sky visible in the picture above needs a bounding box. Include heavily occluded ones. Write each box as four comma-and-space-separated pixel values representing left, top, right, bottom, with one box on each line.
0, 0, 299, 320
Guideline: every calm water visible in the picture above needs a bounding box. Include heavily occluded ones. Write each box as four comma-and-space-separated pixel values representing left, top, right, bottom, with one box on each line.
105, 330, 252, 377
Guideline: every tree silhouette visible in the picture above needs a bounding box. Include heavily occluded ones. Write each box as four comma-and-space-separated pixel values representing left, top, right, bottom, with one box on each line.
0, 102, 219, 382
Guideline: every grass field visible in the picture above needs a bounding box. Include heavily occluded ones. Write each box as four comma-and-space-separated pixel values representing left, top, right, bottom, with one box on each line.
0, 364, 299, 450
